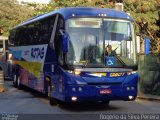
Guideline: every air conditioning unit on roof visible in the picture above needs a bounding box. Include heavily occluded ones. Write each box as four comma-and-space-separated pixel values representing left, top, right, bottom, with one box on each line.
115, 3, 124, 11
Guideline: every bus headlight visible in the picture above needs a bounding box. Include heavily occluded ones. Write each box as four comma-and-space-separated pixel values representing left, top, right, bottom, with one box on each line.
74, 70, 81, 75
67, 70, 81, 75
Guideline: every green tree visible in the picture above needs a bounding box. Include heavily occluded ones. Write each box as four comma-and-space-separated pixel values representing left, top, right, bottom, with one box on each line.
34, 0, 159, 52
0, 0, 34, 36
49, 0, 160, 52
124, 0, 160, 52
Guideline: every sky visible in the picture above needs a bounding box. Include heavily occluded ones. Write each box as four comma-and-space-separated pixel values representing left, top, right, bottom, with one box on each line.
19, 0, 50, 4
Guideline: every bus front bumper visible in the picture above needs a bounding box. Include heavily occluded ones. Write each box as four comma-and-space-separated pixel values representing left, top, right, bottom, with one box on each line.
65, 85, 137, 102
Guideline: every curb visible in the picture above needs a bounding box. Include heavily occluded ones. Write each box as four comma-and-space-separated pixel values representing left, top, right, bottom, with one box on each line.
137, 95, 160, 102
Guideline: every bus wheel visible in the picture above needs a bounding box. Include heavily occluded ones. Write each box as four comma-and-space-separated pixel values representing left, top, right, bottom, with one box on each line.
102, 101, 110, 105
17, 76, 22, 90
13, 75, 17, 88
50, 97, 57, 106
48, 84, 57, 105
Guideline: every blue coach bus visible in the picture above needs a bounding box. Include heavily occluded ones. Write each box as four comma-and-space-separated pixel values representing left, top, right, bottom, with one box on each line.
9, 7, 138, 105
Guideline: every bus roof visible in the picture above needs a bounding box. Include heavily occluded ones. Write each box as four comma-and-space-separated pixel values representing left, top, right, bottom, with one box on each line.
13, 7, 134, 29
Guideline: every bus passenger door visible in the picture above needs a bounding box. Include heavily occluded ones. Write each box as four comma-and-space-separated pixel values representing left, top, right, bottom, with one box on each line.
50, 15, 67, 99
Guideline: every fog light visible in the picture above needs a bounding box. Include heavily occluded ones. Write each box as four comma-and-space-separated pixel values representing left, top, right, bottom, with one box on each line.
126, 87, 130, 91
74, 71, 81, 75
128, 96, 134, 100
71, 96, 77, 101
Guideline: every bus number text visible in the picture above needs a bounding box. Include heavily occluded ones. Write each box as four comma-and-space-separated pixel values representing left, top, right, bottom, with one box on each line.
31, 47, 45, 59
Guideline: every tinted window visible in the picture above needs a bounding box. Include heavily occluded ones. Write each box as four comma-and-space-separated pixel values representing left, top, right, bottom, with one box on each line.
12, 15, 55, 46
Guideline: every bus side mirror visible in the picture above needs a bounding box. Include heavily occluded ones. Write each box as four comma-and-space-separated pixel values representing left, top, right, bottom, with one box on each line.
144, 37, 150, 55
60, 29, 69, 53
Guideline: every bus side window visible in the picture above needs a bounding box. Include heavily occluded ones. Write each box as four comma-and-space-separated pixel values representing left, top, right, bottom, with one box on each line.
15, 30, 20, 46
26, 24, 37, 45
9, 30, 16, 46
14, 26, 27, 46
38, 16, 55, 45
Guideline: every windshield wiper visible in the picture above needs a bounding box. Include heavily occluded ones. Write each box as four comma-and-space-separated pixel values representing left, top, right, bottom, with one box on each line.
115, 55, 127, 68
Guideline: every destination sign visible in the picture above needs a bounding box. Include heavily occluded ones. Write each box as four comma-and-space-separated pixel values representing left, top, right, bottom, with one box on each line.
75, 21, 100, 26
68, 19, 101, 28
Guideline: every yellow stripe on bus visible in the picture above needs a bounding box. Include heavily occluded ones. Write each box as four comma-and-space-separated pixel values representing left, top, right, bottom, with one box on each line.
93, 73, 107, 76
16, 61, 42, 78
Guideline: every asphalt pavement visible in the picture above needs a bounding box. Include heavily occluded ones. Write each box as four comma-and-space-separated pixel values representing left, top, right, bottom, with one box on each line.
0, 81, 160, 120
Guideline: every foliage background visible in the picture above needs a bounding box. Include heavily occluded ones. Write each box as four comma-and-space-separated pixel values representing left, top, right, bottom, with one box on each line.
0, 0, 159, 52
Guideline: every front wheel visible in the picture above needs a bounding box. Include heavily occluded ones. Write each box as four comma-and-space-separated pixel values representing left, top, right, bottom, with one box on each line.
48, 84, 57, 105
17, 76, 23, 90
50, 97, 57, 105
13, 75, 17, 88
102, 101, 110, 105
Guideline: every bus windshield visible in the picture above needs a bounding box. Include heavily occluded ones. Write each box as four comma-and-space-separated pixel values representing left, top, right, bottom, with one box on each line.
65, 18, 136, 68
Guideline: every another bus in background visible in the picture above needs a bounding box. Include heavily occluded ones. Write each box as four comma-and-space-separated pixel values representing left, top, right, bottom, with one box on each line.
0, 36, 8, 78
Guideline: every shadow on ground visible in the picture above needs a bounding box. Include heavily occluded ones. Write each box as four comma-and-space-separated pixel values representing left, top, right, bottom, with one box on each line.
5, 81, 121, 112
58, 102, 120, 112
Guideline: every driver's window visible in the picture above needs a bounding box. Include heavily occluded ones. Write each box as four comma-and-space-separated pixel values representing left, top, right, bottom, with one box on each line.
54, 16, 64, 65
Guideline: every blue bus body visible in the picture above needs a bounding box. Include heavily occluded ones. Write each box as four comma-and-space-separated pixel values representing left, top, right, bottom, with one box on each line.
9, 7, 138, 104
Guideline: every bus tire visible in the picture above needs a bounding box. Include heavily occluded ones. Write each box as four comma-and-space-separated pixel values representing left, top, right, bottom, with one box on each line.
13, 75, 18, 88
102, 101, 110, 105
48, 84, 57, 105
50, 97, 57, 105
17, 76, 23, 90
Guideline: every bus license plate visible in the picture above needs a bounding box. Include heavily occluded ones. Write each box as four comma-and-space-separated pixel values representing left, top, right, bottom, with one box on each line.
100, 89, 112, 94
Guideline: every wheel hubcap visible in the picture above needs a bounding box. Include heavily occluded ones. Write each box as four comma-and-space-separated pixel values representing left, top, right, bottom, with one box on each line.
14, 75, 16, 83
48, 86, 50, 97
17, 77, 20, 86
